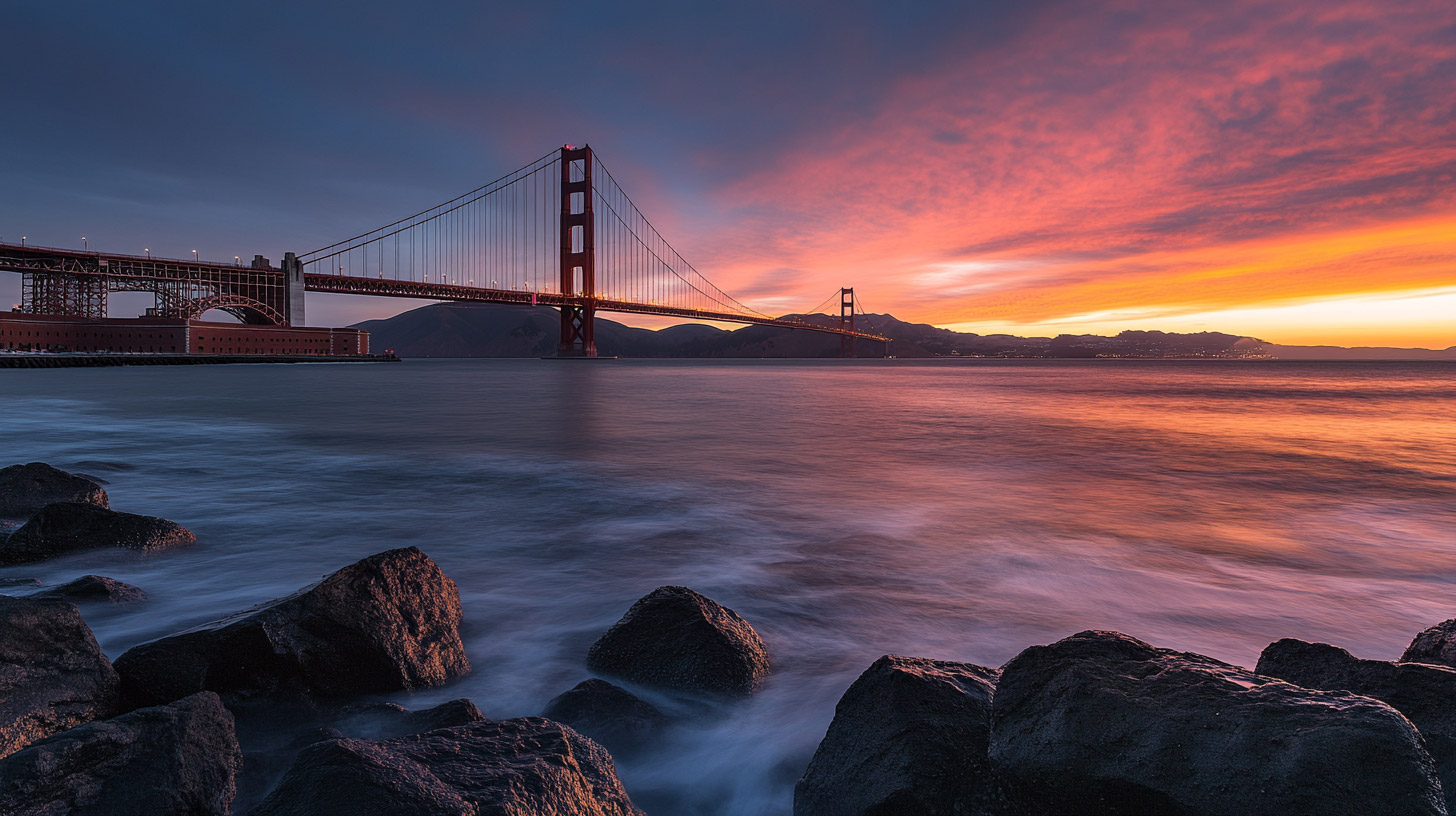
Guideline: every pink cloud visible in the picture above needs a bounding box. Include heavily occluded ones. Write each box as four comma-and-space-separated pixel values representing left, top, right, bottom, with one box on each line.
681, 0, 1456, 335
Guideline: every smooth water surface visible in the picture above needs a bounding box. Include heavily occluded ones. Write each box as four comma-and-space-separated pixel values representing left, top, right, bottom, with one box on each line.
2, 359, 1453, 814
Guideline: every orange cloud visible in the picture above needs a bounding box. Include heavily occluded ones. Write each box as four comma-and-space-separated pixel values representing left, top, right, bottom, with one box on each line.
682, 1, 1456, 347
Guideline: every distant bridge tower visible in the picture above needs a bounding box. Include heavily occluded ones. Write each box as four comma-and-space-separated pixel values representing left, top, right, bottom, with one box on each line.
839, 287, 855, 358
558, 145, 597, 357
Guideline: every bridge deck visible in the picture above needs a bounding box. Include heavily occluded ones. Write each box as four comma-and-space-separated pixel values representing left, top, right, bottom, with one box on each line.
0, 243, 890, 343
302, 274, 891, 341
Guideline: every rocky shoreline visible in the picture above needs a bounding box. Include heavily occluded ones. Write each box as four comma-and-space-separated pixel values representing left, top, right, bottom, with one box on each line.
4, 461, 1456, 814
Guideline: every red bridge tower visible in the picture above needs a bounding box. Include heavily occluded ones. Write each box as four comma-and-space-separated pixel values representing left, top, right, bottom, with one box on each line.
558, 145, 597, 357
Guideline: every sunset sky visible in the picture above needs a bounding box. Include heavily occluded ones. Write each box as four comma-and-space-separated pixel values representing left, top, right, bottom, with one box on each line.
2, 1, 1452, 347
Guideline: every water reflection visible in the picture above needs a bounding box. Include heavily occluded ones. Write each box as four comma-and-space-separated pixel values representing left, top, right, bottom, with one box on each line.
1, 359, 1452, 814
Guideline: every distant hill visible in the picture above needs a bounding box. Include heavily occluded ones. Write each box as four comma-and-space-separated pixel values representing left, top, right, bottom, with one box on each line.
352, 302, 1456, 360
1258, 343, 1456, 361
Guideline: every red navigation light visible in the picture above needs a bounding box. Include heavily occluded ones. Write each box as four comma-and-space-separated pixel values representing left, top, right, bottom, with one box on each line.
564, 144, 575, 150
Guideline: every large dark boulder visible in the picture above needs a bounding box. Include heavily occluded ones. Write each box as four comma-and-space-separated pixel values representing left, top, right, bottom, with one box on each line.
543, 678, 667, 754
0, 691, 241, 816
249, 717, 644, 816
1258, 638, 1456, 811
114, 547, 470, 707
1404, 619, 1456, 668
796, 655, 1001, 816
990, 630, 1447, 816
1, 502, 195, 565
0, 463, 107, 520
0, 596, 119, 758
36, 574, 148, 603
586, 585, 770, 696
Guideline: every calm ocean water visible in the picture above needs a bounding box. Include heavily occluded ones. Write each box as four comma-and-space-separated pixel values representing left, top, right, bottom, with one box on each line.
2, 358, 1453, 814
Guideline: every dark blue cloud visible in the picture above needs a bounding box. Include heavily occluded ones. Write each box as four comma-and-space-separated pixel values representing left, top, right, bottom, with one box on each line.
0, 0, 1055, 320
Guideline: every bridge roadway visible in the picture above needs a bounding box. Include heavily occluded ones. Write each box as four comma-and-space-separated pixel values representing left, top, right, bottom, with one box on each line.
0, 243, 891, 343
304, 273, 892, 341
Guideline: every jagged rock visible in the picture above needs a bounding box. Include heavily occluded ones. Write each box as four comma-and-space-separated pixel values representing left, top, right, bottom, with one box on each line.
0, 596, 119, 758
249, 717, 644, 816
114, 547, 469, 707
990, 630, 1446, 816
0, 502, 194, 564
586, 585, 770, 696
796, 655, 1001, 816
0, 463, 108, 520
1257, 638, 1456, 812
1403, 619, 1456, 668
36, 574, 148, 603
337, 698, 486, 740
0, 691, 241, 816
543, 678, 667, 753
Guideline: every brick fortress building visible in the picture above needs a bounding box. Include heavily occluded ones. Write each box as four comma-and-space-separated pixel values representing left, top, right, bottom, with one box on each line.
0, 312, 368, 356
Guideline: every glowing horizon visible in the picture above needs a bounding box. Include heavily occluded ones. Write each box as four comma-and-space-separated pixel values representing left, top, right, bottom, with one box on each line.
653, 1, 1456, 349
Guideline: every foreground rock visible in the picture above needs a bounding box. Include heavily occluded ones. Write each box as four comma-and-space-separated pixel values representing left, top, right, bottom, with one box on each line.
587, 585, 770, 696
991, 630, 1446, 816
543, 678, 667, 753
0, 596, 119, 758
1258, 638, 1456, 810
36, 574, 148, 603
115, 547, 469, 707
0, 691, 241, 816
250, 717, 643, 816
235, 698, 486, 813
0, 463, 108, 520
796, 655, 1001, 816
1404, 619, 1456, 668
1, 502, 195, 565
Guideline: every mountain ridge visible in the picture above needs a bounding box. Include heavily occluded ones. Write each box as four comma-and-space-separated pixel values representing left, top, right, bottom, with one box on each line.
352, 302, 1456, 360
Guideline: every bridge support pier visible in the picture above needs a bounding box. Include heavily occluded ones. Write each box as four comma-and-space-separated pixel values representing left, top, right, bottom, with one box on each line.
559, 302, 596, 358
281, 252, 305, 327
839, 287, 855, 358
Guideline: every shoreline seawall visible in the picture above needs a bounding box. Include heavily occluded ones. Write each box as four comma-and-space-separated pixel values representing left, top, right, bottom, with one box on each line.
0, 353, 399, 368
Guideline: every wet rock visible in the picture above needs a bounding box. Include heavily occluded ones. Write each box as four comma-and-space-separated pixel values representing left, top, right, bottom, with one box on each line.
0, 463, 108, 520
587, 585, 770, 696
0, 691, 241, 816
1257, 637, 1456, 811
36, 574, 148, 603
0, 596, 119, 758
796, 655, 1001, 816
0, 577, 41, 590
543, 678, 667, 753
249, 717, 644, 816
337, 698, 486, 740
1403, 619, 1456, 668
114, 547, 470, 708
990, 630, 1446, 816
0, 502, 195, 565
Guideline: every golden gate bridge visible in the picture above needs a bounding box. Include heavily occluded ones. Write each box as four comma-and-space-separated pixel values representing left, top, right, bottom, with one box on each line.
0, 145, 890, 357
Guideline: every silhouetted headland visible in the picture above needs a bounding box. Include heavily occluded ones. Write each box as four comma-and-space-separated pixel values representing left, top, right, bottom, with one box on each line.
354, 302, 1456, 360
